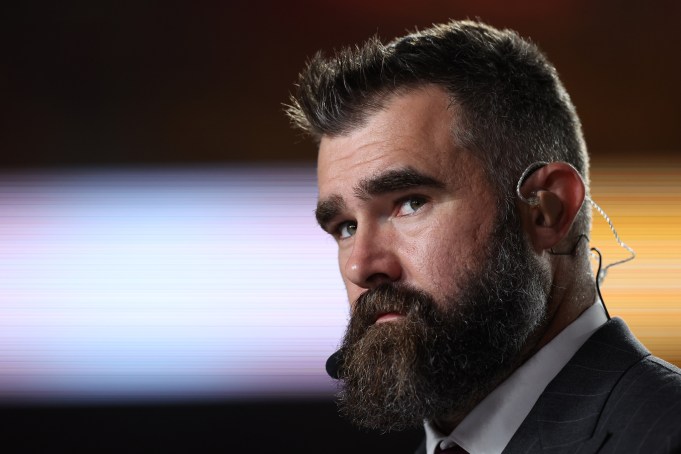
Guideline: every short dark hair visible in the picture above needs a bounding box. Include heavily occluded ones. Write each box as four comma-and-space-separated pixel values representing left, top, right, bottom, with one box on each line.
287, 20, 590, 232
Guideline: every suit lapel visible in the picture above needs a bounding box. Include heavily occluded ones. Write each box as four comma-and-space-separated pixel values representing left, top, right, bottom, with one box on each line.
504, 318, 649, 453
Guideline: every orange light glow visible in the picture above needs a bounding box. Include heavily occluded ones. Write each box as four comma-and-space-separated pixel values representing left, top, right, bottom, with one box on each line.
589, 154, 681, 367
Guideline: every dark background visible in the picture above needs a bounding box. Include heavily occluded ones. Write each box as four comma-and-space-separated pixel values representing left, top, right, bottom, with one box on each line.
1, 1, 680, 452
2, 0, 680, 169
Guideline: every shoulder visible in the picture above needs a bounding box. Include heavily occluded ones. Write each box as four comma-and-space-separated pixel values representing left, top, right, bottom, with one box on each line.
606, 353, 681, 417
513, 318, 681, 453
595, 345, 681, 452
638, 355, 681, 385
583, 318, 681, 423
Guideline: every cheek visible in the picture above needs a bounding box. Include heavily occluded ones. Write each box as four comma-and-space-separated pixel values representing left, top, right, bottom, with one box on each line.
402, 212, 492, 298
406, 236, 469, 297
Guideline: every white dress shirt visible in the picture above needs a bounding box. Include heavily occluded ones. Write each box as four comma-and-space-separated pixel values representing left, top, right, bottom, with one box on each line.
424, 301, 609, 454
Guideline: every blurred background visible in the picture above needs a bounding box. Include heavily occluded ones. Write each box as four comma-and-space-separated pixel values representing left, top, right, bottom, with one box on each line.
1, 0, 680, 452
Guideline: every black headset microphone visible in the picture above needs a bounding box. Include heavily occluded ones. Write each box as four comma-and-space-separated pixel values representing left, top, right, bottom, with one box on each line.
324, 162, 635, 379
326, 349, 344, 380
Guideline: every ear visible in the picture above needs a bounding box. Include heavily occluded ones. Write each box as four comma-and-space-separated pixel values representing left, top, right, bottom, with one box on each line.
517, 162, 586, 252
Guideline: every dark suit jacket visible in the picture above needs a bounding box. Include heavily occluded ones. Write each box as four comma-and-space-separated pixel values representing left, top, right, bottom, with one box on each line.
415, 318, 681, 454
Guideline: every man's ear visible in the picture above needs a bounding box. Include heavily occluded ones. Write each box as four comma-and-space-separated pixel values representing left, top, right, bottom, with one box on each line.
517, 162, 586, 252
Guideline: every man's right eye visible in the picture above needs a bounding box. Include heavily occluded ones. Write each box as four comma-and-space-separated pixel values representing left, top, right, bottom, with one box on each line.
337, 221, 357, 239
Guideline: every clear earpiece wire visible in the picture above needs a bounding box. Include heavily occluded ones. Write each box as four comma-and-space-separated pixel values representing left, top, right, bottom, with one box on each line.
516, 161, 636, 285
587, 198, 636, 285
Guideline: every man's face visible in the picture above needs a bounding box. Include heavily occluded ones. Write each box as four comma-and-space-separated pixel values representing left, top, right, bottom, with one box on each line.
316, 85, 549, 430
316, 85, 496, 309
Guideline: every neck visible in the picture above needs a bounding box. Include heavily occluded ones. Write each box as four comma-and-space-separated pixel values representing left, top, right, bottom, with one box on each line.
533, 254, 596, 352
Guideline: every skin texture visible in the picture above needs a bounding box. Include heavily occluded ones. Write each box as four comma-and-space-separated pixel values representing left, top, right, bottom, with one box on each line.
317, 86, 497, 311
316, 84, 596, 432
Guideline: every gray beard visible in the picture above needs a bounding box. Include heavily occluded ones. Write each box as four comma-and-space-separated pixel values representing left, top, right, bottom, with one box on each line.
336, 218, 550, 432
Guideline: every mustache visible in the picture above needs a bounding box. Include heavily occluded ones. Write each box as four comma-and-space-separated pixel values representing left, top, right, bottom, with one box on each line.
350, 283, 440, 330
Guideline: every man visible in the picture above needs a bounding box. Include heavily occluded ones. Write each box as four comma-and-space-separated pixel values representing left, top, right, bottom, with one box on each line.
287, 20, 681, 453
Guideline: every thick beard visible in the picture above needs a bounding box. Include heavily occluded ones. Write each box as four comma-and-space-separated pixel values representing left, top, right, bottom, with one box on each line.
336, 218, 550, 432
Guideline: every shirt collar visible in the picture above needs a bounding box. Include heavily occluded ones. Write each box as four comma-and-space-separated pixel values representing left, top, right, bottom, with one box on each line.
425, 300, 608, 454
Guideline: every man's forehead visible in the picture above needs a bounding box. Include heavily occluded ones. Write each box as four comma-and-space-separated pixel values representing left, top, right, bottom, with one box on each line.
317, 88, 462, 180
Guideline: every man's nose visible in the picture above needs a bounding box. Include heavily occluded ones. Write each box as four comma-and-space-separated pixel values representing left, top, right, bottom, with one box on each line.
343, 225, 402, 289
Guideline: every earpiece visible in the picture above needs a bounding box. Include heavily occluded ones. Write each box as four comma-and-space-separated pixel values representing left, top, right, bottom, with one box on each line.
516, 161, 549, 206
515, 161, 636, 285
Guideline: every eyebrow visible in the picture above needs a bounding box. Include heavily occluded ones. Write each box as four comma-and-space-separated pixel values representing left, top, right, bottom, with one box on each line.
354, 166, 445, 199
315, 167, 445, 231
315, 194, 346, 232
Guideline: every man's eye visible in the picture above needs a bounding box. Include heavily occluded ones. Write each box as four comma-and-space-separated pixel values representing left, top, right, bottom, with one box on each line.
397, 197, 427, 216
337, 221, 357, 239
